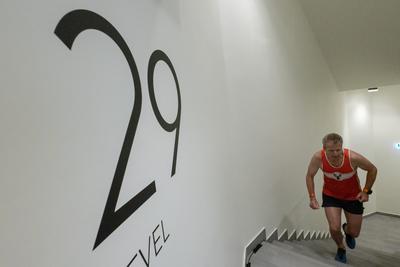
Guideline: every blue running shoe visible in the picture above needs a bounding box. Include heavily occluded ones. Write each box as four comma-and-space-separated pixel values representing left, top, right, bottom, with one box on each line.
342, 223, 356, 249
335, 248, 347, 263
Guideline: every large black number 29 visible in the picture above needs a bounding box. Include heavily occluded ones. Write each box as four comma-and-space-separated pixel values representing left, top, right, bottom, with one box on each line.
54, 9, 181, 250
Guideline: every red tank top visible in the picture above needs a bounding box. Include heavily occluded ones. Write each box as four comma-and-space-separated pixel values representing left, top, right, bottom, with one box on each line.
321, 148, 361, 200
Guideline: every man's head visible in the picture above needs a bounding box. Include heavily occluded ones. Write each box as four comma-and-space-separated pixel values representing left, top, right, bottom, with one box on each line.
322, 133, 343, 161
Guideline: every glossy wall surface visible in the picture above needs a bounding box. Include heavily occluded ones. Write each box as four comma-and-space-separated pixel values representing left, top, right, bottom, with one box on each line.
0, 1, 346, 266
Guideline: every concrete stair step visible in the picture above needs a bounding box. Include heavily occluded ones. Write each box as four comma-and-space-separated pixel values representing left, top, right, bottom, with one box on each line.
252, 241, 333, 267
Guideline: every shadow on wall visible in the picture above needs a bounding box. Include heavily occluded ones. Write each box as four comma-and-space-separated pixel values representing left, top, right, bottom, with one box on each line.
277, 196, 326, 234
152, 0, 181, 24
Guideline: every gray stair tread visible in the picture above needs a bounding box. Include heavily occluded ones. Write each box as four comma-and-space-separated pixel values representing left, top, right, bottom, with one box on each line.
252, 242, 333, 267
274, 240, 336, 262
250, 256, 281, 267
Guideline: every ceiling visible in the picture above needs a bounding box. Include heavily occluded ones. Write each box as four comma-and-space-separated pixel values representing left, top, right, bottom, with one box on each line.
298, 0, 400, 91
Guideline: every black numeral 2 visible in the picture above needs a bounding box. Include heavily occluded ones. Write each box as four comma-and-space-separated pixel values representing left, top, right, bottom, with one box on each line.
54, 9, 181, 250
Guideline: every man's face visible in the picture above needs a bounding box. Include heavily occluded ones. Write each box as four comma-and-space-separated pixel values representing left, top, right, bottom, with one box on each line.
324, 141, 343, 161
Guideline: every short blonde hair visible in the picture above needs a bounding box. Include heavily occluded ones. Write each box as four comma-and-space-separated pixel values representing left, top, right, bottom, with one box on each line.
322, 133, 343, 147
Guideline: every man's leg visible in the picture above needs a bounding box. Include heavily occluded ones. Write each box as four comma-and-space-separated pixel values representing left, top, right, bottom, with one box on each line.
324, 207, 345, 248
343, 210, 362, 249
343, 211, 362, 238
324, 207, 347, 263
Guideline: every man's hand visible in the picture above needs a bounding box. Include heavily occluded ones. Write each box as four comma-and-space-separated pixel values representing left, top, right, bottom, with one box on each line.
309, 198, 320, 209
357, 192, 369, 202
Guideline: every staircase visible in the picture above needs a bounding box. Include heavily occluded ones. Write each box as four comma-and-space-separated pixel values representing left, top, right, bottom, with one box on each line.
248, 213, 400, 267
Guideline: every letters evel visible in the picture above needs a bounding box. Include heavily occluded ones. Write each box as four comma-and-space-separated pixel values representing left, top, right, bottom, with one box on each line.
54, 9, 181, 250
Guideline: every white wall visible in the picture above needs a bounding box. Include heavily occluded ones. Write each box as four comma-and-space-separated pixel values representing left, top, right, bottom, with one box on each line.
341, 89, 377, 215
342, 85, 400, 216
218, 0, 343, 247
0, 1, 344, 267
371, 85, 400, 215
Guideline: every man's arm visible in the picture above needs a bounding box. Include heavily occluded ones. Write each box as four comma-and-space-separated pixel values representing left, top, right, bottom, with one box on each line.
351, 150, 377, 201
306, 151, 322, 209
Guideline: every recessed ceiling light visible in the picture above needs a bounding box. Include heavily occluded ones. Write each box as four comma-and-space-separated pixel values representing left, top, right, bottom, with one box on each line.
367, 87, 379, 92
